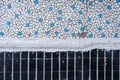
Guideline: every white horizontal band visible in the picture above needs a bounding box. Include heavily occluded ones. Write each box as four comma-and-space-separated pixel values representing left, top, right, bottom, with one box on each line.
0, 38, 120, 52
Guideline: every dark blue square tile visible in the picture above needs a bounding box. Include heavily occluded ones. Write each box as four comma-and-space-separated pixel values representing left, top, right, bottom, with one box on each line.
76, 71, 81, 80
60, 58, 66, 71
37, 52, 43, 58
30, 60, 36, 71
68, 59, 74, 71
37, 60, 43, 71
68, 71, 74, 80
91, 71, 96, 80
45, 72, 51, 80
29, 72, 35, 80
61, 72, 66, 80
21, 60, 27, 71
60, 52, 67, 59
5, 72, 12, 80
0, 73, 3, 80
14, 72, 20, 80
45, 60, 51, 71
98, 71, 104, 80
21, 72, 27, 80
53, 59, 59, 71
53, 72, 59, 80
113, 71, 119, 80
37, 72, 43, 80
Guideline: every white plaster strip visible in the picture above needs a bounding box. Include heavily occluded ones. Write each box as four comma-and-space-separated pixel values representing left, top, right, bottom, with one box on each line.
0, 38, 120, 52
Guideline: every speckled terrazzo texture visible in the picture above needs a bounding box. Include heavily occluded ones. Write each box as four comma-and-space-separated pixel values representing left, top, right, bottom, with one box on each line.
0, 0, 120, 39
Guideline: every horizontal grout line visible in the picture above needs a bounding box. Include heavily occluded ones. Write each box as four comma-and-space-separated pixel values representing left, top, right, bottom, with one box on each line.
1, 57, 119, 60
0, 70, 119, 73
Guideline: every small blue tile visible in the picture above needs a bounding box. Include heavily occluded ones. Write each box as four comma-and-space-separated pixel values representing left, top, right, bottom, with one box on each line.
7, 4, 12, 9
106, 20, 110, 24
48, 7, 53, 11
26, 9, 31, 14
57, 17, 62, 21
118, 23, 120, 27
68, 18, 72, 23
89, 34, 93, 38
88, 17, 92, 22
99, 0, 103, 3
107, 5, 112, 10
64, 28, 69, 33
34, 31, 38, 35
0, 32, 4, 36
15, 14, 19, 18
78, 10, 83, 14
101, 33, 106, 38
80, 26, 85, 31
57, 10, 62, 14
6, 21, 11, 26
114, 33, 118, 38
88, 1, 93, 6
38, 18, 43, 23
45, 31, 50, 35
98, 13, 102, 18
55, 31, 59, 36
116, 0, 120, 3
50, 23, 55, 27
17, 31, 22, 36
71, 4, 76, 10
80, 0, 85, 3
25, 23, 30, 27
98, 27, 102, 31
34, 0, 39, 5
71, 33, 76, 37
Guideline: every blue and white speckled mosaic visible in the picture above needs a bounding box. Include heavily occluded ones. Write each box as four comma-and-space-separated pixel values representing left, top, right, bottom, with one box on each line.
0, 0, 120, 39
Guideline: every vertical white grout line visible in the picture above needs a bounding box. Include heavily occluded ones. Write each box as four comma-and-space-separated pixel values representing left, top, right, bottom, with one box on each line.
81, 51, 83, 80
74, 52, 76, 80
119, 50, 120, 80
51, 52, 53, 80
43, 52, 45, 80
12, 52, 14, 80
66, 51, 68, 80
59, 52, 61, 80
89, 51, 91, 80
20, 52, 22, 80
3, 52, 6, 80
111, 50, 113, 80
28, 52, 30, 80
35, 52, 38, 80
104, 50, 106, 80
97, 49, 98, 80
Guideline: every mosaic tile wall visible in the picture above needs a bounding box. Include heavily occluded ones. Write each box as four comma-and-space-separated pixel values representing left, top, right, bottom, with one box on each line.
0, 49, 119, 80
0, 0, 120, 39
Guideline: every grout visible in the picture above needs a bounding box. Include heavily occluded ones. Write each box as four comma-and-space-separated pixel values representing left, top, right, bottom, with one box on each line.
74, 52, 76, 80
51, 52, 53, 80
43, 52, 45, 80
66, 51, 68, 80
82, 51, 84, 80
111, 50, 113, 80
35, 51, 38, 80
20, 52, 22, 80
59, 51, 61, 80
89, 51, 91, 80
104, 50, 106, 80
27, 52, 30, 80
12, 52, 14, 80
96, 49, 99, 80
3, 52, 6, 80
